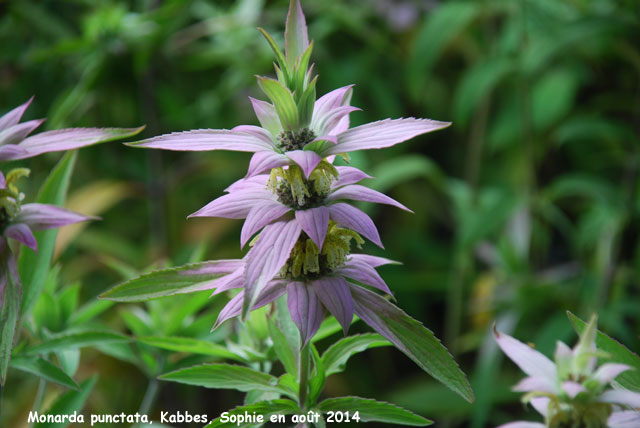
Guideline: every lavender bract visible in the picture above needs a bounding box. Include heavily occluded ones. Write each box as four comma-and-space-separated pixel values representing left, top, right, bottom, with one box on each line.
494, 316, 640, 428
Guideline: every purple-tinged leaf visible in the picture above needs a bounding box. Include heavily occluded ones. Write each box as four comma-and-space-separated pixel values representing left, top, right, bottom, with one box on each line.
247, 151, 289, 177
16, 203, 95, 231
562, 381, 586, 399
351, 284, 474, 403
0, 172, 5, 188
0, 97, 33, 130
13, 127, 145, 160
0, 144, 28, 161
189, 188, 272, 219
287, 283, 324, 346
329, 185, 412, 212
339, 261, 391, 295
329, 203, 383, 247
257, 77, 299, 131
512, 376, 555, 393
608, 411, 640, 428
312, 86, 353, 129
5, 223, 37, 251
284, 0, 310, 67
249, 97, 283, 137
334, 166, 372, 188
209, 268, 245, 296
0, 119, 44, 146
348, 254, 399, 268
316, 106, 361, 137
495, 423, 545, 428
244, 220, 302, 319
100, 260, 241, 302
493, 328, 557, 383
232, 125, 276, 146
312, 277, 353, 335
295, 206, 329, 248
530, 397, 549, 417
324, 118, 450, 156
225, 175, 270, 193
593, 363, 631, 385
129, 129, 271, 153
241, 201, 290, 248
215, 281, 287, 328
286, 150, 323, 178
599, 389, 640, 408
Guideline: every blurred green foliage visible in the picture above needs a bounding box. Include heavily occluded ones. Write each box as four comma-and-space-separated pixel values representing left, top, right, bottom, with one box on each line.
1, 0, 639, 427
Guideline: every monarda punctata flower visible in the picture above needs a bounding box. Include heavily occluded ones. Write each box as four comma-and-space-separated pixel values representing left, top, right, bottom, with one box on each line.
494, 316, 640, 428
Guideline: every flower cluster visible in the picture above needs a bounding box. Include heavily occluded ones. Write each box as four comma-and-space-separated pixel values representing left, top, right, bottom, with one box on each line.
494, 316, 640, 428
129, 0, 449, 345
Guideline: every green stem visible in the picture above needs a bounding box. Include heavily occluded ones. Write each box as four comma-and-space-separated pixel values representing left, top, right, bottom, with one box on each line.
0, 383, 3, 424
298, 343, 311, 410
138, 379, 160, 415
30, 379, 46, 427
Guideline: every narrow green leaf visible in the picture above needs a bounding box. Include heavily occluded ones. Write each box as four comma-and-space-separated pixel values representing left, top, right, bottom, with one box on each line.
20, 151, 76, 316
34, 376, 97, 428
318, 396, 432, 426
68, 299, 114, 326
204, 399, 299, 428
159, 364, 292, 397
351, 286, 474, 403
284, 0, 309, 68
567, 311, 640, 392
100, 262, 227, 302
22, 331, 130, 355
257, 77, 299, 131
137, 336, 244, 362
268, 317, 298, 377
0, 251, 21, 385
309, 344, 325, 405
295, 41, 314, 96
258, 27, 290, 83
297, 75, 317, 127
321, 334, 391, 376
10, 356, 79, 390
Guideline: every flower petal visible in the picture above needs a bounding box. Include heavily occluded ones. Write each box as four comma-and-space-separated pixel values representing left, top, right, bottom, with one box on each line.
244, 220, 302, 318
328, 185, 412, 212
329, 203, 383, 247
214, 281, 287, 328
189, 188, 273, 219
495, 423, 545, 428
16, 203, 95, 231
493, 328, 557, 383
129, 129, 273, 152
334, 166, 373, 188
324, 118, 450, 155
241, 201, 290, 248
339, 258, 391, 295
0, 97, 33, 131
179, 259, 244, 276
209, 268, 245, 296
286, 150, 323, 179
287, 282, 324, 346
15, 127, 144, 159
5, 223, 37, 251
530, 397, 550, 417
225, 175, 270, 193
0, 119, 44, 146
312, 276, 353, 335
608, 411, 640, 428
249, 97, 282, 137
593, 363, 631, 385
247, 151, 289, 177
599, 389, 640, 408
295, 206, 329, 249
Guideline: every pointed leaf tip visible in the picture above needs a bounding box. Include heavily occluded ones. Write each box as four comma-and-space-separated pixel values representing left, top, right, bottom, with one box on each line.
285, 0, 310, 67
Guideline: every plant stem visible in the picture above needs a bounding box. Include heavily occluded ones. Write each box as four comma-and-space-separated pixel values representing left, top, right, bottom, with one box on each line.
30, 379, 46, 427
139, 378, 160, 415
0, 383, 3, 424
298, 343, 311, 410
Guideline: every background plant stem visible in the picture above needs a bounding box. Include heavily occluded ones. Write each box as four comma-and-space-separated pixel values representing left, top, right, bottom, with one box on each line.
298, 343, 310, 410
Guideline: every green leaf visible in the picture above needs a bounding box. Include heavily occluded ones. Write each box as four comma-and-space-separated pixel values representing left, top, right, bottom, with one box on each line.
19, 151, 76, 317
100, 262, 227, 302
268, 317, 298, 377
258, 27, 290, 83
34, 376, 97, 428
10, 356, 79, 390
567, 311, 640, 392
257, 77, 299, 131
159, 364, 294, 397
0, 251, 21, 385
318, 397, 432, 426
321, 334, 391, 376
22, 331, 130, 355
309, 344, 325, 405
204, 399, 299, 428
137, 336, 244, 362
350, 286, 474, 403
297, 74, 317, 127
68, 299, 114, 326
284, 0, 309, 68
